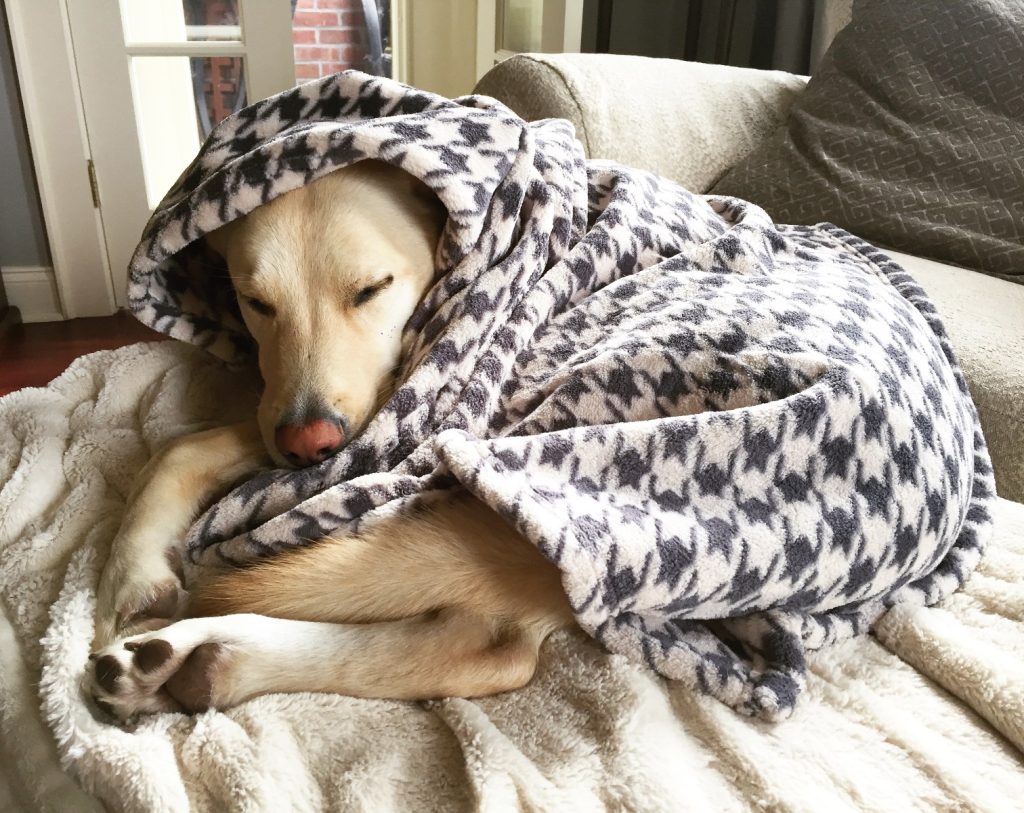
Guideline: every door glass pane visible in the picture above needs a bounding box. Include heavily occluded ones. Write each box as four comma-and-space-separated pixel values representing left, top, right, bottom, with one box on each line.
500, 0, 543, 53
121, 0, 241, 44
130, 56, 247, 207
290, 0, 392, 83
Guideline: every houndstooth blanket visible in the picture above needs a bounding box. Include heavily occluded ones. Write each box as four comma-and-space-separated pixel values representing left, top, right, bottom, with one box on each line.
127, 71, 994, 721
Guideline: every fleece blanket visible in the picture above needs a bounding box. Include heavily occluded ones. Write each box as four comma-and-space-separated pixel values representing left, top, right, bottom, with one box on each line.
2, 343, 1024, 813
126, 71, 995, 721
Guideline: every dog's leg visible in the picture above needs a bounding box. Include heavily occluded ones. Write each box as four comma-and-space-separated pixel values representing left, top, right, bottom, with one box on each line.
90, 497, 574, 713
187, 495, 573, 628
89, 610, 548, 718
95, 420, 269, 648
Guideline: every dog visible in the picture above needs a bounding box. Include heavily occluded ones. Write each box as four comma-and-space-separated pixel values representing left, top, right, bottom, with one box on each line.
89, 161, 574, 718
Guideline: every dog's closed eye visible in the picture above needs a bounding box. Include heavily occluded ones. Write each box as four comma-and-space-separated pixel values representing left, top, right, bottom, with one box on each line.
242, 296, 276, 317
353, 275, 394, 307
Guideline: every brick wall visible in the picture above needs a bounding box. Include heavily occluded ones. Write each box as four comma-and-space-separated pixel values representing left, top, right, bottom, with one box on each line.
292, 0, 368, 82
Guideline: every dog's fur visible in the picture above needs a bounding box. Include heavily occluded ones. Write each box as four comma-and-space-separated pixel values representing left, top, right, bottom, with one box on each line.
89, 162, 573, 718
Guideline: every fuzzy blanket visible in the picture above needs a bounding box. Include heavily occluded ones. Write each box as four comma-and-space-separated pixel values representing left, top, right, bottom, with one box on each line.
2, 342, 1024, 812
126, 71, 994, 721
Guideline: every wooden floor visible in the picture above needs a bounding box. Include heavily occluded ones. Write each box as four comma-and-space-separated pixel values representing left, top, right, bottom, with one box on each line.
0, 311, 165, 397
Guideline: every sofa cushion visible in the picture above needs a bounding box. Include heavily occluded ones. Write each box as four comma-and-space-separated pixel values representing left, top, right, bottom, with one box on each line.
882, 248, 1024, 502
714, 0, 1024, 283
474, 54, 807, 193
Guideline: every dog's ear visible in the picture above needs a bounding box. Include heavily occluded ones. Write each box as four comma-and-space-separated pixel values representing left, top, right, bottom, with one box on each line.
405, 175, 448, 238
204, 219, 240, 259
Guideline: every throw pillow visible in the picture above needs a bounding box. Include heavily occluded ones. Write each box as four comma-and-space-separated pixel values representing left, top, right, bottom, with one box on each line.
713, 0, 1024, 282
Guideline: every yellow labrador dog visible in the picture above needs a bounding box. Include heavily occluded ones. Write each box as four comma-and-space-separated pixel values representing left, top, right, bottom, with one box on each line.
90, 161, 573, 718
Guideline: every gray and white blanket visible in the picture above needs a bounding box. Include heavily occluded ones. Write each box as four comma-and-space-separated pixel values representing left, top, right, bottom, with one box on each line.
127, 71, 994, 721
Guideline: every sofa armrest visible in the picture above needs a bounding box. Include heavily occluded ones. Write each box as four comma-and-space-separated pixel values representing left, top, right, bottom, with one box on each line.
474, 54, 808, 193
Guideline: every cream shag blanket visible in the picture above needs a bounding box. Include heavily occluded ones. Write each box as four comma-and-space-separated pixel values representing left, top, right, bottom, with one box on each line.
1, 341, 1023, 812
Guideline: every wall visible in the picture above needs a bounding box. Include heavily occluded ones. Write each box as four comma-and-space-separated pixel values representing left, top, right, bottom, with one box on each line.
292, 0, 368, 82
292, 0, 482, 102
0, 11, 50, 270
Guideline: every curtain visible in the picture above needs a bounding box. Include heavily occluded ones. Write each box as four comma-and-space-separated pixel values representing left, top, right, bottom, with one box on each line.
583, 0, 853, 75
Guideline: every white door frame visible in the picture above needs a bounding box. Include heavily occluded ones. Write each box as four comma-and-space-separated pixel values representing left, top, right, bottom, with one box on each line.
490, 0, 583, 66
68, 0, 295, 308
4, 0, 115, 320
5, 0, 295, 318
393, 0, 582, 99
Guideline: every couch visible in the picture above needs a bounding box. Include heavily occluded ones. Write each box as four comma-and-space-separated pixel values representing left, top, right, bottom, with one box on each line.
3, 55, 1023, 813
475, 53, 1024, 506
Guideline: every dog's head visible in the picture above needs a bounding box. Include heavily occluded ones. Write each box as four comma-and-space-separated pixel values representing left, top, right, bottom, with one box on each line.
206, 161, 446, 468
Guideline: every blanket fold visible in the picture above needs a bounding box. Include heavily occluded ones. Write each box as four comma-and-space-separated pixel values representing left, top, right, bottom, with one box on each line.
127, 71, 994, 720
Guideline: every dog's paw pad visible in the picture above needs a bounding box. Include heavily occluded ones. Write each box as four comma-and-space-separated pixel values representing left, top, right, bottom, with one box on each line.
165, 643, 223, 713
116, 582, 187, 630
94, 655, 123, 693
94, 544, 191, 650
88, 627, 230, 719
130, 638, 174, 673
165, 547, 185, 581
140, 584, 182, 619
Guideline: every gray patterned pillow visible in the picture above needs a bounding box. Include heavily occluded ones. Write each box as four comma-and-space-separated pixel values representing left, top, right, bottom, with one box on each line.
713, 0, 1024, 283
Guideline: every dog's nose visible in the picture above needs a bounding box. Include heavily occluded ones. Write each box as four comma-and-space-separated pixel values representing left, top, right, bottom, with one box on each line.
274, 419, 345, 467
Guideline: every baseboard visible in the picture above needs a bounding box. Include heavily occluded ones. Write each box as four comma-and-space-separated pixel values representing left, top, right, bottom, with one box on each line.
0, 266, 64, 323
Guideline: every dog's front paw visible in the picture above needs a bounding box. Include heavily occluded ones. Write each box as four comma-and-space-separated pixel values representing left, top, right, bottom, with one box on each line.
94, 543, 189, 650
